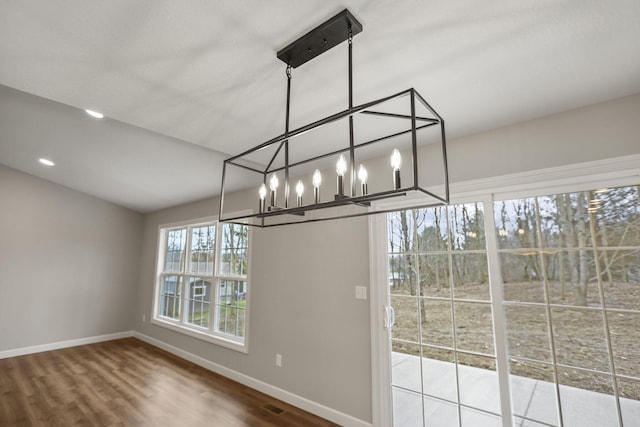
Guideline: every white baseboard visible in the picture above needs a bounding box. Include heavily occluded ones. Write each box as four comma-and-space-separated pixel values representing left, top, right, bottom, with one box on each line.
133, 332, 372, 427
0, 331, 134, 359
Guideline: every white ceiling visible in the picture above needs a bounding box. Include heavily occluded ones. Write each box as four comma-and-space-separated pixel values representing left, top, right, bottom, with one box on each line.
1, 1, 639, 213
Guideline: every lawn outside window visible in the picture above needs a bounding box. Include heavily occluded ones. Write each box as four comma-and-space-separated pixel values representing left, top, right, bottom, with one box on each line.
152, 216, 250, 352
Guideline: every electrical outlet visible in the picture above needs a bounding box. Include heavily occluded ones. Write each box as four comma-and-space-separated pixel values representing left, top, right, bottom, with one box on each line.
355, 286, 367, 300
276, 354, 282, 367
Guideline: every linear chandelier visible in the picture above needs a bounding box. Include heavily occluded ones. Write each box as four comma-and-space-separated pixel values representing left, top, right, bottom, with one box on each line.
219, 9, 449, 227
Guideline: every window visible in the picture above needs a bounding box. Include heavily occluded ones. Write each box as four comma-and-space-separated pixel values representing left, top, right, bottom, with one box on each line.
383, 183, 640, 426
153, 218, 250, 351
496, 185, 640, 426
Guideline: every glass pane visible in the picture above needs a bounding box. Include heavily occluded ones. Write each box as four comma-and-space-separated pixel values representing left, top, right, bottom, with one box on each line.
460, 407, 501, 427
185, 277, 210, 328
219, 224, 249, 276
215, 280, 246, 338
557, 367, 617, 426
159, 275, 181, 320
416, 206, 448, 252
164, 228, 186, 272
392, 342, 421, 392
391, 296, 420, 343
500, 252, 546, 303
512, 418, 556, 427
423, 396, 458, 427
422, 347, 456, 402
494, 198, 541, 250
389, 254, 417, 296
618, 377, 640, 426
546, 250, 601, 307
536, 193, 593, 248
392, 387, 422, 427
452, 253, 490, 300
420, 299, 453, 348
509, 360, 558, 426
608, 310, 640, 377
388, 210, 415, 254
592, 186, 640, 248
601, 250, 640, 310
618, 377, 640, 400
448, 203, 486, 251
504, 304, 552, 362
550, 307, 610, 372
418, 254, 449, 298
189, 225, 215, 274
454, 302, 495, 355
458, 354, 500, 415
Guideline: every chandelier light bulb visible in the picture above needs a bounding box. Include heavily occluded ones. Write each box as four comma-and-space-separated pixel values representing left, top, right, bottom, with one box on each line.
269, 174, 279, 207
390, 149, 402, 171
312, 169, 322, 188
295, 180, 304, 206
336, 154, 348, 177
391, 149, 402, 189
336, 155, 347, 196
269, 174, 279, 191
312, 169, 322, 203
258, 183, 267, 213
357, 164, 368, 184
358, 164, 368, 195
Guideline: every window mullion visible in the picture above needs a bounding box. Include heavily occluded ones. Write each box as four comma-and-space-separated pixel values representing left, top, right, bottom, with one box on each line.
182, 227, 194, 325
587, 197, 624, 427
213, 223, 223, 333
532, 196, 565, 427
446, 206, 463, 427
482, 194, 514, 427
208, 278, 216, 334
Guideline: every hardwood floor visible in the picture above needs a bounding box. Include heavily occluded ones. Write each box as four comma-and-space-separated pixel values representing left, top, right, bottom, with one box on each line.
0, 338, 340, 426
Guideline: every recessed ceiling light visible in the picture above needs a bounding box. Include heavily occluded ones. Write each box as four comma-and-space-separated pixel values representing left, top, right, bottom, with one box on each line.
85, 109, 104, 119
39, 158, 55, 166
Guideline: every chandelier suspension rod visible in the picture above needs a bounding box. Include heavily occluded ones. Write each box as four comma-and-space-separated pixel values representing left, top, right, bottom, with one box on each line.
347, 25, 356, 197
284, 64, 292, 208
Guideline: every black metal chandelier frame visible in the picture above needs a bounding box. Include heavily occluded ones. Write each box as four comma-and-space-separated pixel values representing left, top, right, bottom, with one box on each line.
219, 9, 449, 227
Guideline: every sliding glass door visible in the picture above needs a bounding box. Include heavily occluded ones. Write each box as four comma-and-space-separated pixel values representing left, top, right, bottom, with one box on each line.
375, 183, 640, 426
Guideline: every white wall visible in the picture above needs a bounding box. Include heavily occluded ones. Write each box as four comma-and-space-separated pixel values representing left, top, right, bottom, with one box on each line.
0, 165, 143, 351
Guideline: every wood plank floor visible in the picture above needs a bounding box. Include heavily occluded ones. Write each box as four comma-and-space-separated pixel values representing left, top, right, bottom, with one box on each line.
0, 338, 340, 426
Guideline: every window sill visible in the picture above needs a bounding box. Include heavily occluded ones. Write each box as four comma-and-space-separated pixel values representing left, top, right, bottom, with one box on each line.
151, 317, 248, 354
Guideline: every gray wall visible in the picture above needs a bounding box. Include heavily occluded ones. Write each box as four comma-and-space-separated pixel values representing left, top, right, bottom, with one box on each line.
446, 92, 640, 183
0, 164, 143, 350
134, 92, 640, 424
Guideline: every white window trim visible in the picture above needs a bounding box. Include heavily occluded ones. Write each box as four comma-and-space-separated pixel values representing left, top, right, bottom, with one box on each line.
369, 153, 640, 426
151, 213, 252, 354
